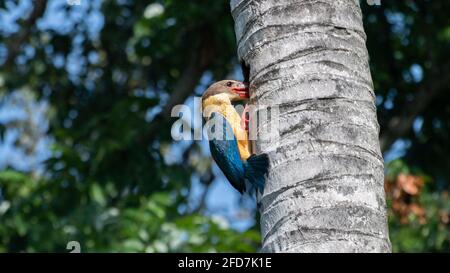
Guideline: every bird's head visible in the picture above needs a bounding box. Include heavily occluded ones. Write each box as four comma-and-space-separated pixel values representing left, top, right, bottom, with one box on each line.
202, 80, 249, 103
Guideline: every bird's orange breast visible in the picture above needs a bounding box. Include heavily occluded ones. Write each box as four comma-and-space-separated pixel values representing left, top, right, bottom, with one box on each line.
202, 95, 251, 161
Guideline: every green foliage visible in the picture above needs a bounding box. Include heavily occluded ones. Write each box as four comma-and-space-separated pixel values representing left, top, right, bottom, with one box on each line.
385, 160, 450, 252
0, 0, 254, 252
363, 1, 450, 184
0, 0, 449, 253
389, 189, 450, 253
0, 170, 259, 252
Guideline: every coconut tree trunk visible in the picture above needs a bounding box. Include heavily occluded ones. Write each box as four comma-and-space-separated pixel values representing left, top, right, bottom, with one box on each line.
231, 0, 391, 252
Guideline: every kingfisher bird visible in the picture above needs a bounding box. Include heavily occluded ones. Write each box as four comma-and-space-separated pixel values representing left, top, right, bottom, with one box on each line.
202, 80, 269, 194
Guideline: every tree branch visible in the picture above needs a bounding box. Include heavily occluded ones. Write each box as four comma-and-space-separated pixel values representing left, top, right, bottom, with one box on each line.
380, 73, 450, 152
161, 42, 214, 118
3, 0, 48, 67
139, 39, 215, 145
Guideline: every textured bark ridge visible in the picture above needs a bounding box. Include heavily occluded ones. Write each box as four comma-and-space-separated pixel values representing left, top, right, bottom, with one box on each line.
231, 0, 391, 252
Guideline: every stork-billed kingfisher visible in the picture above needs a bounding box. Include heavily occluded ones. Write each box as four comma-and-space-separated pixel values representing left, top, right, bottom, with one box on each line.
202, 80, 269, 194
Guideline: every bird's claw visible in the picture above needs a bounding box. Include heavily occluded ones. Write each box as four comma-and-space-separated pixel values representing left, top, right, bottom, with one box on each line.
241, 104, 250, 131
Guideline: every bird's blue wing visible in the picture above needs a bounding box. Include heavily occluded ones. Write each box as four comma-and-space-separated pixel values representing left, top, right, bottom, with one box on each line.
207, 112, 246, 193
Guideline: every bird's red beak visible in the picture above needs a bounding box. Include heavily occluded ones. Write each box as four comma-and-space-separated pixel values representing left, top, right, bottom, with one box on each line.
232, 82, 249, 99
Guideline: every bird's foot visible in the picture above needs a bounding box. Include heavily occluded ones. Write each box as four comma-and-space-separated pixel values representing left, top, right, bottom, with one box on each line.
241, 104, 250, 131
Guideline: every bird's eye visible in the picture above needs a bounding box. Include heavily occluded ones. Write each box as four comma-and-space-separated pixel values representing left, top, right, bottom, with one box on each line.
226, 82, 232, 87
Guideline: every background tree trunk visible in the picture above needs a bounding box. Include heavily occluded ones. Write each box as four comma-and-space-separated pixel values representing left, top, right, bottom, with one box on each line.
231, 0, 391, 252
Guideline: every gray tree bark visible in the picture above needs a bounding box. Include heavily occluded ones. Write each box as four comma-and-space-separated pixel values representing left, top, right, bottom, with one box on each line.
231, 0, 391, 252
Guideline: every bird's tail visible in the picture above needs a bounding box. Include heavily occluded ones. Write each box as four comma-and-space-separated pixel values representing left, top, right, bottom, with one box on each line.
244, 153, 269, 194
